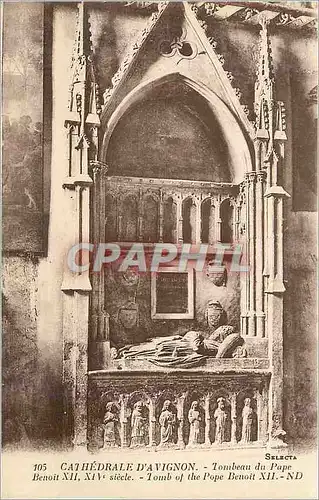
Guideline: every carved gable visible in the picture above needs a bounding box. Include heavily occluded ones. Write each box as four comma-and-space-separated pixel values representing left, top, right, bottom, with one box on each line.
100, 3, 253, 138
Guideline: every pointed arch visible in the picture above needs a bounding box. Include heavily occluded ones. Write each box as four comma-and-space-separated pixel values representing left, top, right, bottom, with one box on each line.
101, 73, 254, 184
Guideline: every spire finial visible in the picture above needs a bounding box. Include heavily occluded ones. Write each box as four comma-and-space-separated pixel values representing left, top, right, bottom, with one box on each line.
256, 18, 274, 103
66, 1, 101, 124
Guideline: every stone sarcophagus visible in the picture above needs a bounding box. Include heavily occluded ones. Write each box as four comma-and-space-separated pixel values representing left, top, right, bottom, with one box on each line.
88, 370, 270, 451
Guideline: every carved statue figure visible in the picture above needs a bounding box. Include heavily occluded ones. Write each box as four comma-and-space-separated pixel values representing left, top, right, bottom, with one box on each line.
103, 402, 119, 448
159, 400, 176, 445
131, 401, 147, 447
241, 398, 253, 443
214, 397, 227, 444
188, 401, 201, 446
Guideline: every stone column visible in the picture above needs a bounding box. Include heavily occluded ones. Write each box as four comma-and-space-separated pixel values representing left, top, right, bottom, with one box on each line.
120, 395, 129, 448
177, 393, 186, 448
246, 172, 257, 337
240, 181, 249, 336
256, 171, 266, 338
263, 143, 270, 337
90, 162, 110, 370
195, 197, 201, 244
159, 190, 164, 243
117, 201, 123, 241
94, 311, 111, 370
175, 194, 183, 244
138, 187, 143, 242
230, 393, 237, 444
253, 18, 289, 449
61, 292, 77, 447
215, 194, 222, 242
268, 301, 285, 448
255, 383, 268, 444
261, 382, 269, 444
204, 393, 211, 446
61, 1, 101, 448
255, 388, 262, 443
90, 165, 100, 344
209, 196, 215, 245
265, 186, 290, 447
234, 203, 241, 243
73, 291, 90, 447
275, 197, 284, 288
148, 397, 157, 447
61, 184, 92, 448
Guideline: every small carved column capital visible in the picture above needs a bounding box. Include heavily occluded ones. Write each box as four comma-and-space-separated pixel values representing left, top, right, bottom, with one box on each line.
89, 160, 108, 181
245, 171, 257, 184
256, 171, 267, 183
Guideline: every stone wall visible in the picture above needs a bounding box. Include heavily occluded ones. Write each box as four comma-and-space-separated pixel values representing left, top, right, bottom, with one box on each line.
2, 256, 63, 448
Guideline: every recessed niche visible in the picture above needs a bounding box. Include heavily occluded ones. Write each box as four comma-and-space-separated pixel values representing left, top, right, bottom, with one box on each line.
107, 81, 231, 183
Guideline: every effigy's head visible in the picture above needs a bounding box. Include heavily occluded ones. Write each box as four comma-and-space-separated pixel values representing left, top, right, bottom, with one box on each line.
244, 397, 251, 407
191, 400, 199, 410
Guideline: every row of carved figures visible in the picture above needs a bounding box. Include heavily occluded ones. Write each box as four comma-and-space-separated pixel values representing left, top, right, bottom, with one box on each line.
100, 397, 257, 449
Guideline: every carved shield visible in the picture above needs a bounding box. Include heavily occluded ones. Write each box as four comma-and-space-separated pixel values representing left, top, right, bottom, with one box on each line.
118, 303, 139, 329
205, 262, 227, 287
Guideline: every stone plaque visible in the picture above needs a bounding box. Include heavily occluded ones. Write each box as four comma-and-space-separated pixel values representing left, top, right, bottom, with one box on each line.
151, 268, 194, 319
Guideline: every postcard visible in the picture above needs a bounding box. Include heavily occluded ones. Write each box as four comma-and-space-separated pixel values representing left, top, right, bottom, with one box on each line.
1, 1, 317, 499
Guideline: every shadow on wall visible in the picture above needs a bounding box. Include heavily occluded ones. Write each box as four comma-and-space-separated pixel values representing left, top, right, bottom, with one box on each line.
283, 267, 317, 445
92, 8, 120, 92
284, 35, 317, 212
